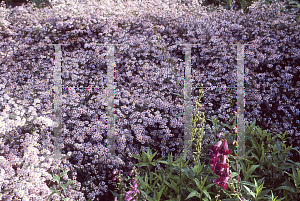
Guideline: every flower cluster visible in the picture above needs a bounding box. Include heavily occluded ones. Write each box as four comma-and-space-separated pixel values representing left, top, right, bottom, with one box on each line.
112, 166, 143, 201
209, 137, 232, 190
124, 168, 140, 201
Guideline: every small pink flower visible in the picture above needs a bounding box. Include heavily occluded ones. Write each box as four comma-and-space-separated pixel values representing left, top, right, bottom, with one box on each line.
124, 191, 135, 201
214, 176, 230, 190
211, 140, 223, 152
210, 151, 222, 171
216, 132, 224, 139
221, 139, 232, 155
210, 139, 232, 190
129, 179, 139, 190
220, 154, 228, 164
232, 126, 238, 134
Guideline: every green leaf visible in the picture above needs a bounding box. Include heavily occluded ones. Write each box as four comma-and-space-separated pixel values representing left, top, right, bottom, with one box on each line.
200, 175, 209, 189
275, 185, 296, 193
180, 167, 195, 179
171, 92, 184, 99
240, 180, 257, 189
132, 153, 142, 161
167, 179, 180, 195
185, 190, 202, 200
152, 170, 164, 183
220, 122, 233, 129
173, 112, 184, 119
243, 185, 256, 198
243, 164, 260, 180
256, 189, 271, 199
60, 170, 69, 177
225, 0, 232, 8
51, 174, 60, 184
193, 178, 202, 192
156, 185, 166, 200
47, 189, 61, 201
202, 189, 211, 201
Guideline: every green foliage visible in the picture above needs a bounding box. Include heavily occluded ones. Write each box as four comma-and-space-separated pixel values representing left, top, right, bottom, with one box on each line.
47, 163, 94, 201
124, 108, 300, 200
115, 32, 300, 198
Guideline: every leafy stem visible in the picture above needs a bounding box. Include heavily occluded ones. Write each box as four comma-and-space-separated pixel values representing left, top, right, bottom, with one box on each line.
47, 163, 93, 201
154, 26, 181, 91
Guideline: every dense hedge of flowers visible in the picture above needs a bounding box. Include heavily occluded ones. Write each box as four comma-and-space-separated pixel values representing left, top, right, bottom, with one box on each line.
0, 0, 299, 200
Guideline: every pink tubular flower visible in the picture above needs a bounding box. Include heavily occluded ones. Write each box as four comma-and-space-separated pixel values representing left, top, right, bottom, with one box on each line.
211, 140, 223, 153
124, 168, 140, 201
221, 139, 232, 155
216, 132, 224, 139
210, 139, 232, 190
129, 179, 139, 192
214, 162, 228, 176
210, 140, 223, 171
210, 151, 222, 172
214, 176, 230, 190
214, 155, 229, 178
124, 191, 135, 201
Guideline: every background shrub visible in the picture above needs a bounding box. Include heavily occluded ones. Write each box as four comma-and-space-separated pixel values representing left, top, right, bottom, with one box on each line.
0, 0, 52, 9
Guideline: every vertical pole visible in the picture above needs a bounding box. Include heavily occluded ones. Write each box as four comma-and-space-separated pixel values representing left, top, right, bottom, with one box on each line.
106, 44, 116, 159
183, 44, 193, 162
236, 43, 246, 159
50, 43, 69, 161
53, 44, 63, 160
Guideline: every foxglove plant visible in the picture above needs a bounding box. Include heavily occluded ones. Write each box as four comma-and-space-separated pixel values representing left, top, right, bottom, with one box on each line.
111, 166, 146, 201
210, 139, 232, 190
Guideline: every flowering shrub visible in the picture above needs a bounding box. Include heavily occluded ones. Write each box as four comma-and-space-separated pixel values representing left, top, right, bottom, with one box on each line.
111, 166, 145, 201
1, 0, 299, 200
109, 83, 300, 200
0, 90, 86, 200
